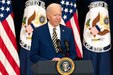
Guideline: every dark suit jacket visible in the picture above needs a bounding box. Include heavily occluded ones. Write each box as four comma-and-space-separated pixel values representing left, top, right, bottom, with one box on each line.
30, 23, 76, 63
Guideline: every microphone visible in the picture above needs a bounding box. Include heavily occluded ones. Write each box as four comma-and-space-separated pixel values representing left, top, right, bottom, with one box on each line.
64, 40, 70, 56
56, 39, 65, 56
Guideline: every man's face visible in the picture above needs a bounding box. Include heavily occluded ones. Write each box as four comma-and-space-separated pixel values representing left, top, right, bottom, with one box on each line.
47, 7, 62, 27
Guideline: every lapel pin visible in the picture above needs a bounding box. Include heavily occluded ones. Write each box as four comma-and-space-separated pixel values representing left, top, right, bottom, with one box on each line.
62, 30, 64, 32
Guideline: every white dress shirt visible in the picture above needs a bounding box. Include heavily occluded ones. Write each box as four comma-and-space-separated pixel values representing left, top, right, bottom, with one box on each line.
48, 22, 60, 40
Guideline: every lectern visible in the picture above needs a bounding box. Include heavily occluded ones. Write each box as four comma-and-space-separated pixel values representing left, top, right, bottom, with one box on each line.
31, 60, 93, 75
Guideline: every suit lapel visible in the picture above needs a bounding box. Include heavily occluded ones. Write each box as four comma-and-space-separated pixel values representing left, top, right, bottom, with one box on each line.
60, 25, 65, 45
44, 24, 55, 49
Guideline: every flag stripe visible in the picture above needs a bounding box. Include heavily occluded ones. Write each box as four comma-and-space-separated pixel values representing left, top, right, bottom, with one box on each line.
0, 37, 20, 75
70, 14, 83, 57
73, 13, 80, 34
0, 72, 2, 75
7, 13, 16, 36
1, 15, 17, 51
0, 48, 16, 75
0, 61, 8, 75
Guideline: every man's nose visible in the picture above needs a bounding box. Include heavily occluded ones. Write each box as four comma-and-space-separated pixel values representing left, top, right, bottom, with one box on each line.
56, 15, 61, 20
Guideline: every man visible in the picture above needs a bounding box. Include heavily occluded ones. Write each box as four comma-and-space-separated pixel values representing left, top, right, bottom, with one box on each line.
30, 3, 76, 63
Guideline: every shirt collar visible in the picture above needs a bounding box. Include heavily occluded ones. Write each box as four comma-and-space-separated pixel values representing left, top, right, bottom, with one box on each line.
48, 22, 60, 30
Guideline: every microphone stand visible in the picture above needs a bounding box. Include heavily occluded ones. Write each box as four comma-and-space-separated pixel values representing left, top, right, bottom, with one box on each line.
56, 39, 65, 57
64, 40, 70, 57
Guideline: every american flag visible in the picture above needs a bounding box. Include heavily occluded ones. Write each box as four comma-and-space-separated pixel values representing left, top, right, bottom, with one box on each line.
60, 0, 83, 58
0, 0, 20, 75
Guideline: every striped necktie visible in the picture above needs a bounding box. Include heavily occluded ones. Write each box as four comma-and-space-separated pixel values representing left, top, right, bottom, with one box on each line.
52, 28, 59, 53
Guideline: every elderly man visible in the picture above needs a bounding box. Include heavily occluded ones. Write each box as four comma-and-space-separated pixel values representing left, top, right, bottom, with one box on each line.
30, 3, 76, 63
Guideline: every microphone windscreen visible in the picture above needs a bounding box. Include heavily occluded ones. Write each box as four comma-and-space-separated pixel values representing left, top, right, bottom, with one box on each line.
56, 39, 62, 52
64, 40, 69, 51
57, 39, 61, 47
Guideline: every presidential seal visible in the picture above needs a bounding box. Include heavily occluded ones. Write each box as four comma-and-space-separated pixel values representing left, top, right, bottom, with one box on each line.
57, 57, 75, 75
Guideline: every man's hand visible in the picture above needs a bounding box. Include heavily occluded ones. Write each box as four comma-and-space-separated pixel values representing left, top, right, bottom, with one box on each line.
52, 57, 60, 61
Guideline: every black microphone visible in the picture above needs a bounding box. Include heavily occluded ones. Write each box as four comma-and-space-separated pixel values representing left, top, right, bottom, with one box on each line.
64, 40, 70, 56
56, 39, 65, 56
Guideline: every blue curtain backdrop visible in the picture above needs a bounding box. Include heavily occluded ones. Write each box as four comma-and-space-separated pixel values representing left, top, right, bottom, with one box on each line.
12, 0, 113, 75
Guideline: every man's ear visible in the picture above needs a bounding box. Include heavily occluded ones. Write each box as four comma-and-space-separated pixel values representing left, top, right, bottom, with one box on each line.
46, 14, 49, 21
